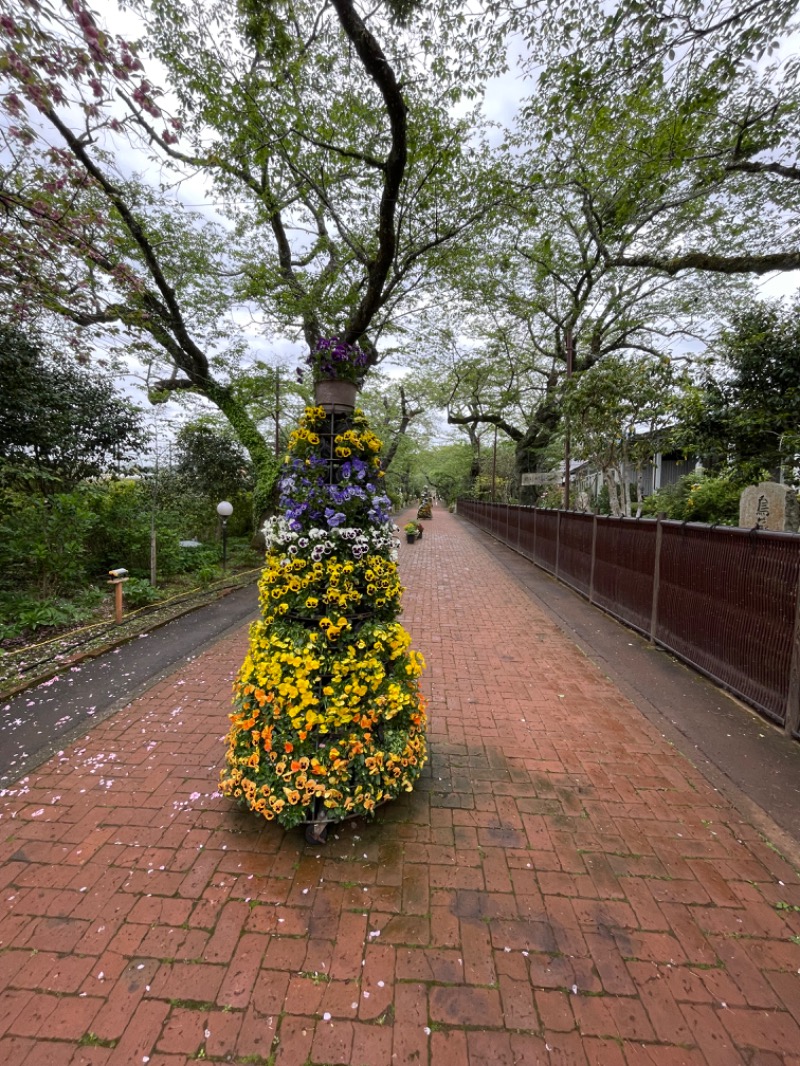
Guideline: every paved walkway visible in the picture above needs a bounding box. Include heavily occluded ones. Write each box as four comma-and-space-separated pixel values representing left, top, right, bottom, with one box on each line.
1, 508, 799, 1065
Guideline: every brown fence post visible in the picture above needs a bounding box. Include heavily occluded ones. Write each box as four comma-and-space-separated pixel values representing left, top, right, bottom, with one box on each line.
785, 561, 800, 735
649, 513, 665, 644
555, 509, 562, 578
589, 513, 598, 604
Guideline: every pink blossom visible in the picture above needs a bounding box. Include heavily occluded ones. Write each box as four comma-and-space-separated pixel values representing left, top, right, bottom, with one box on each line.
3, 93, 23, 116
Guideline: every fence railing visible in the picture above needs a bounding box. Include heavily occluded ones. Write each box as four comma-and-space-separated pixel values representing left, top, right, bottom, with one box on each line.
457, 499, 800, 740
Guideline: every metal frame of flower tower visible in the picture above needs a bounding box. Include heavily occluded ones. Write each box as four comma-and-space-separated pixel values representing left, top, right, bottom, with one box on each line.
220, 358, 428, 844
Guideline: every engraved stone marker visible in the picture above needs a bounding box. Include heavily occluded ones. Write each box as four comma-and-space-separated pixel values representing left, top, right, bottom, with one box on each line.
739, 481, 800, 532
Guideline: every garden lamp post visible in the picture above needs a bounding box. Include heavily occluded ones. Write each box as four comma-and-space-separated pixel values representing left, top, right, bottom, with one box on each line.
217, 500, 233, 571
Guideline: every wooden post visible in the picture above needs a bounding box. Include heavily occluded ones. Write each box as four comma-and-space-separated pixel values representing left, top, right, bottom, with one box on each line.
588, 513, 598, 604
785, 557, 800, 735
150, 511, 157, 587
555, 509, 561, 578
108, 571, 128, 625
649, 513, 665, 644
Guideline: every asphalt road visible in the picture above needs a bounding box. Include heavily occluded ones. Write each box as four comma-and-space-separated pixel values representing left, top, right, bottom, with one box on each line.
0, 583, 259, 788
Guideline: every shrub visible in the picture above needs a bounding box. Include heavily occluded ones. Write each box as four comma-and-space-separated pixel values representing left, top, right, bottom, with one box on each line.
641, 470, 744, 525
0, 589, 102, 639
122, 577, 165, 609
0, 487, 97, 597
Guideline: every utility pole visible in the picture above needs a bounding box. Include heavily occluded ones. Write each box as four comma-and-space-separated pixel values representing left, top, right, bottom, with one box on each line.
491, 424, 498, 502
563, 328, 574, 511
275, 367, 281, 455
150, 419, 159, 586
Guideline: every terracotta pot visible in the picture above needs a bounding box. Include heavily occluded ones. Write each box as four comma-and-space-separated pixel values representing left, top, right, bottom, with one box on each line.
314, 377, 357, 410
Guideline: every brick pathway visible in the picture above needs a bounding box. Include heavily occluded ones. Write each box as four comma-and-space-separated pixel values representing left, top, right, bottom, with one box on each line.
1, 508, 799, 1066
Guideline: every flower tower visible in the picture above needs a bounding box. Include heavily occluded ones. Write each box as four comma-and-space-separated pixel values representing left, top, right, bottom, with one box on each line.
220, 338, 427, 842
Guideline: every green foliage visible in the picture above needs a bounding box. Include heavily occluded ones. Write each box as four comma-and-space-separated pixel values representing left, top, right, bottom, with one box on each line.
686, 299, 800, 484
640, 470, 744, 525
86, 474, 252, 578
121, 577, 165, 609
194, 564, 221, 587
0, 586, 105, 641
0, 486, 98, 597
563, 354, 687, 516
174, 418, 254, 503
0, 324, 146, 491
0, 470, 259, 638
594, 484, 611, 516
400, 441, 475, 504
519, 0, 800, 276
87, 480, 155, 578
534, 486, 556, 509
0, 0, 491, 498
1, 599, 80, 638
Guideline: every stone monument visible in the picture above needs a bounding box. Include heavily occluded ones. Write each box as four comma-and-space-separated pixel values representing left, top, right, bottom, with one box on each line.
739, 481, 800, 532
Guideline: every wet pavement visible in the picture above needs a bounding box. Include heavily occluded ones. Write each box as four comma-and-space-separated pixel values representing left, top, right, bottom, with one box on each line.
0, 509, 798, 1065
0, 584, 259, 787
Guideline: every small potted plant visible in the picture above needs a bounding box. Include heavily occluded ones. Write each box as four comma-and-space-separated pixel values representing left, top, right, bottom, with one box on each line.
298, 336, 370, 409
404, 520, 423, 543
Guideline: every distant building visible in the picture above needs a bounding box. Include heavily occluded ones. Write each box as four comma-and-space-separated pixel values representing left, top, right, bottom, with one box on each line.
571, 448, 698, 498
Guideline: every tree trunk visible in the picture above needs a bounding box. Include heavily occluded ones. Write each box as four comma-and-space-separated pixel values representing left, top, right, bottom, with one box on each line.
513, 395, 562, 500
634, 463, 645, 518
204, 381, 281, 541
604, 469, 623, 517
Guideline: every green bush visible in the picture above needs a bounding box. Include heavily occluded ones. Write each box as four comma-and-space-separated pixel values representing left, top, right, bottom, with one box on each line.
0, 487, 97, 597
176, 544, 220, 574
122, 577, 165, 609
0, 589, 102, 639
86, 479, 152, 576
641, 470, 744, 525
0, 475, 260, 638
85, 476, 237, 580
195, 564, 220, 586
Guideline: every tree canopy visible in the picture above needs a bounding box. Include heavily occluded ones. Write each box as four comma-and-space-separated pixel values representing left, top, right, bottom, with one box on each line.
174, 417, 255, 503
514, 0, 800, 277
685, 298, 800, 483
0, 0, 491, 506
0, 323, 146, 489
2, 0, 800, 509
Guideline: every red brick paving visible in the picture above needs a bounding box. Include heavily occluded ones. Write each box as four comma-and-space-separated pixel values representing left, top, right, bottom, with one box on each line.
1, 507, 799, 1065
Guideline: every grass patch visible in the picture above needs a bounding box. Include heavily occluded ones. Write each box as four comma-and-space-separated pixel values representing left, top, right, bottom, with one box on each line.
79, 1032, 117, 1048
297, 970, 330, 984
169, 998, 217, 1011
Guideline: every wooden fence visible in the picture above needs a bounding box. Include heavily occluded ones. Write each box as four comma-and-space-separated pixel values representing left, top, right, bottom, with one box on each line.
458, 499, 800, 739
